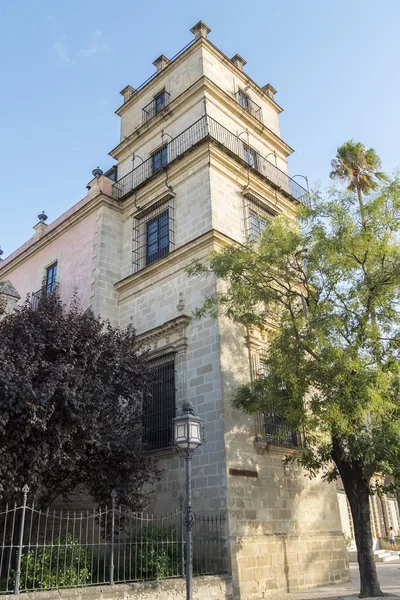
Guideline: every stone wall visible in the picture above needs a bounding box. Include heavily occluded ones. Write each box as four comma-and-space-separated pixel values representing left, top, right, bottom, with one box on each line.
0, 208, 98, 311
0, 576, 232, 600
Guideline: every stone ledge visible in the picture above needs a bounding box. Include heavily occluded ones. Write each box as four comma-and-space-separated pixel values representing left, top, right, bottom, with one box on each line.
0, 576, 232, 600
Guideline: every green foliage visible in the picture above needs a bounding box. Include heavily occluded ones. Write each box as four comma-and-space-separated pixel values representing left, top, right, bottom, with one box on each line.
189, 144, 400, 594
0, 293, 159, 509
188, 144, 400, 491
12, 535, 91, 591
344, 533, 353, 548
330, 140, 388, 196
130, 526, 181, 580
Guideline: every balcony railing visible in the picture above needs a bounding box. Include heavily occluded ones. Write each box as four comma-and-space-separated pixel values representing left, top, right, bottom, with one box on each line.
31, 281, 59, 310
235, 91, 263, 123
112, 115, 308, 204
255, 410, 303, 448
142, 91, 171, 123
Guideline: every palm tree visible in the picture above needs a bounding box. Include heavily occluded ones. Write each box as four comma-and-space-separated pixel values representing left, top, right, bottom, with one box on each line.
330, 140, 387, 226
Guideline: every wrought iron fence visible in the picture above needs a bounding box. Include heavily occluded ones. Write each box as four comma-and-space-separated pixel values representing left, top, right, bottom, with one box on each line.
112, 115, 309, 205
0, 490, 227, 594
31, 282, 59, 310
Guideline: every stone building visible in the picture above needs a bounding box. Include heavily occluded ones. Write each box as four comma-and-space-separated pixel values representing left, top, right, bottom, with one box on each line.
0, 22, 349, 599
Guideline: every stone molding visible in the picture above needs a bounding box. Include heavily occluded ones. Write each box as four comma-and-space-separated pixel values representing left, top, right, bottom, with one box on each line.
111, 75, 291, 164
136, 315, 191, 354
115, 36, 282, 118
0, 280, 20, 299
0, 192, 120, 279
115, 229, 231, 298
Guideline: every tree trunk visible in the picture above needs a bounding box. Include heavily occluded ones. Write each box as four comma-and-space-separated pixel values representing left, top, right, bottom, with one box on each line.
332, 439, 384, 597
357, 186, 367, 229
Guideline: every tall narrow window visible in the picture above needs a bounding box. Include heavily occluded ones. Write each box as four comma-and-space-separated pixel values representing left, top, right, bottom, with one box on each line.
154, 90, 166, 114
146, 210, 169, 265
245, 196, 276, 241
145, 354, 176, 450
45, 262, 58, 294
243, 143, 258, 169
238, 90, 249, 109
249, 209, 267, 240
152, 145, 168, 174
259, 350, 299, 447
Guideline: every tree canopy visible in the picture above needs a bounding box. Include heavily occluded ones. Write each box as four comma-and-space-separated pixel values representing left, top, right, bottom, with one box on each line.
0, 293, 158, 509
188, 143, 400, 597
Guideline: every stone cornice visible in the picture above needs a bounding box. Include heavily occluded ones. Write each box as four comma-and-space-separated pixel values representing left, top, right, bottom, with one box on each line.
202, 38, 284, 115
115, 229, 232, 298
0, 192, 121, 279
115, 40, 202, 117
203, 78, 293, 157
110, 75, 292, 163
136, 315, 191, 346
110, 78, 205, 161
209, 144, 299, 217
115, 36, 283, 118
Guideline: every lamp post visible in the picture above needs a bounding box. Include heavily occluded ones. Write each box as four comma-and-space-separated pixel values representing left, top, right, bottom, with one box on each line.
173, 401, 203, 600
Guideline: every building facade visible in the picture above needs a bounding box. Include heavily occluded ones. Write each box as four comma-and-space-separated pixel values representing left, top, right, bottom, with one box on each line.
0, 22, 349, 599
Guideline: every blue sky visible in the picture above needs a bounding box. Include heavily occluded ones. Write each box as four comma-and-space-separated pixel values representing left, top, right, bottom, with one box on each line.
1, 0, 399, 257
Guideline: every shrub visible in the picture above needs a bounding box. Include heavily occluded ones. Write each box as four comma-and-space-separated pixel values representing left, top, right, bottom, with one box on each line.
129, 526, 182, 581
17, 534, 92, 590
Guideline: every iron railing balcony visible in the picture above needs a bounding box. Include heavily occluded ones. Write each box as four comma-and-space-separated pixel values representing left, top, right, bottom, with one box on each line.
112, 115, 308, 205
235, 90, 263, 123
255, 410, 304, 448
142, 91, 171, 123
31, 281, 59, 310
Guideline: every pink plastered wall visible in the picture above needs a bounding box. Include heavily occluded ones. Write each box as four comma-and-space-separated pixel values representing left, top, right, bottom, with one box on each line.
1, 209, 98, 311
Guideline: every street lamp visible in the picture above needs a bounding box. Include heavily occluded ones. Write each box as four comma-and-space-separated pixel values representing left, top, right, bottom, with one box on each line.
173, 401, 204, 600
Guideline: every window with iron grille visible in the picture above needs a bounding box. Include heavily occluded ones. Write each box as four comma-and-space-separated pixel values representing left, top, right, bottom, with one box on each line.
245, 196, 276, 241
146, 210, 169, 265
242, 143, 258, 169
132, 198, 175, 272
258, 350, 299, 447
45, 262, 58, 294
151, 144, 168, 174
145, 353, 176, 450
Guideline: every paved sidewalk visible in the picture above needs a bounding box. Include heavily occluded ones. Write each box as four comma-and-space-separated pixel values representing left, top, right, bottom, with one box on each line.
267, 562, 400, 600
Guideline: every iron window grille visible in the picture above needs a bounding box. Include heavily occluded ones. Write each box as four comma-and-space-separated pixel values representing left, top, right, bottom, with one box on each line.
236, 90, 263, 123
146, 210, 169, 265
112, 115, 308, 205
244, 196, 277, 241
242, 143, 258, 169
132, 197, 175, 272
145, 352, 176, 450
254, 349, 300, 448
142, 90, 171, 123
151, 144, 168, 174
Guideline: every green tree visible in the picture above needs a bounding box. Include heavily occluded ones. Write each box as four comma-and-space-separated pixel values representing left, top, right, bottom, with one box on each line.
0, 293, 159, 509
188, 145, 400, 597
330, 140, 387, 226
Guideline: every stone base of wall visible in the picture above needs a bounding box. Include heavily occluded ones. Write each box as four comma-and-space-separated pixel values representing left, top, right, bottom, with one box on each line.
231, 532, 349, 600
0, 577, 232, 600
